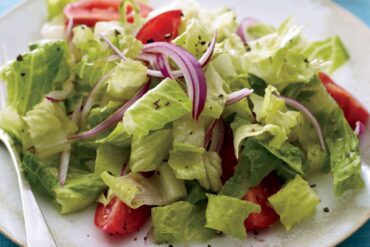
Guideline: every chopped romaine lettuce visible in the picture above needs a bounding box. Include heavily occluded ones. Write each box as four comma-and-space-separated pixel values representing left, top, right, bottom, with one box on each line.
95, 144, 129, 176
123, 78, 192, 137
0, 40, 70, 115
152, 201, 216, 244
303, 36, 350, 74
96, 122, 131, 148
105, 60, 148, 101
268, 175, 320, 230
23, 99, 78, 158
46, 0, 76, 19
247, 23, 276, 40
101, 163, 186, 208
129, 129, 172, 172
22, 153, 106, 214
205, 194, 260, 239
198, 151, 223, 192
168, 150, 206, 180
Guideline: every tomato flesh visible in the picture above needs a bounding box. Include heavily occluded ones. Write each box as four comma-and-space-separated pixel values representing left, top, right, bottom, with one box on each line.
94, 196, 150, 235
219, 122, 238, 183
64, 0, 152, 27
318, 72, 369, 129
136, 10, 182, 44
243, 173, 280, 231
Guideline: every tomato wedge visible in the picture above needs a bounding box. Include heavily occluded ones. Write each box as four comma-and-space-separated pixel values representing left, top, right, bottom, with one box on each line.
318, 72, 369, 129
243, 173, 280, 231
136, 10, 182, 44
64, 0, 152, 27
94, 196, 150, 235
219, 122, 238, 183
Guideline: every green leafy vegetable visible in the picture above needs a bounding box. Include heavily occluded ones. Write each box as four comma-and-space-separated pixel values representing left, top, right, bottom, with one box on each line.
205, 194, 260, 239
268, 175, 320, 230
96, 122, 131, 147
123, 78, 192, 137
0, 40, 70, 115
95, 144, 129, 176
152, 201, 216, 244
168, 150, 206, 180
46, 0, 76, 19
101, 163, 186, 208
303, 36, 350, 74
198, 151, 223, 192
23, 99, 78, 158
129, 129, 172, 172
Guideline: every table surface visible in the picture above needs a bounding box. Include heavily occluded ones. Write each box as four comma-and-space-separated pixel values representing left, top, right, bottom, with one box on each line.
0, 0, 369, 246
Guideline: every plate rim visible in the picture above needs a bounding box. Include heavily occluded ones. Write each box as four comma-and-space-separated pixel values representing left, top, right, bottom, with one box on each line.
0, 0, 369, 246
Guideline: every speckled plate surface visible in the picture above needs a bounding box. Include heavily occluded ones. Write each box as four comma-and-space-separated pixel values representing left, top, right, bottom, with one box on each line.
0, 0, 369, 246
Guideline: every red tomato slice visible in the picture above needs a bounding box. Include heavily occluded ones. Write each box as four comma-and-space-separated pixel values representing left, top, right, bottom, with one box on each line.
94, 196, 150, 235
136, 10, 182, 44
243, 173, 280, 231
64, 0, 152, 27
219, 122, 238, 183
318, 72, 369, 129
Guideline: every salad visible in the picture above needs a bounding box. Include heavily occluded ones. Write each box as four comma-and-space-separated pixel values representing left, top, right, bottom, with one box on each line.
0, 0, 369, 244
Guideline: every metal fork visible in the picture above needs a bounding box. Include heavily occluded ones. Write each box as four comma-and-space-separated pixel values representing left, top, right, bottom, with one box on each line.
0, 130, 57, 247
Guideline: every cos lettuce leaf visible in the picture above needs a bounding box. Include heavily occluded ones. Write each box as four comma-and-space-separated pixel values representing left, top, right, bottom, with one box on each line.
95, 144, 130, 176
101, 163, 186, 208
268, 175, 320, 230
105, 60, 148, 101
283, 77, 364, 195
0, 40, 70, 115
124, 78, 192, 137
245, 19, 315, 89
152, 201, 216, 244
129, 129, 172, 172
172, 114, 206, 153
247, 23, 276, 40
205, 194, 260, 239
198, 151, 223, 192
46, 0, 76, 19
168, 150, 206, 180
96, 122, 131, 148
303, 36, 349, 74
23, 99, 78, 158
23, 153, 106, 214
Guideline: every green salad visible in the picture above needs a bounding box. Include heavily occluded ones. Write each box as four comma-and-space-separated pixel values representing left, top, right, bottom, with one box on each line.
0, 0, 367, 244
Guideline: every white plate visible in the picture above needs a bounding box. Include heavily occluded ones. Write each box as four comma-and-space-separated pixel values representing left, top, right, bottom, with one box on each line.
0, 0, 369, 246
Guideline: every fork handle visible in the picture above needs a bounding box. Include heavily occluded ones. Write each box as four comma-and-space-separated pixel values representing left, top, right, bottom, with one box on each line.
1, 131, 57, 247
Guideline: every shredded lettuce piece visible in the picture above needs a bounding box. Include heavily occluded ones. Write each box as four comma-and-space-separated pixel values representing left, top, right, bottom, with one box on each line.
245, 18, 315, 89
168, 150, 206, 180
129, 129, 172, 172
247, 23, 276, 40
95, 144, 129, 176
23, 153, 106, 214
123, 78, 192, 137
105, 60, 148, 101
0, 40, 70, 115
152, 201, 216, 244
303, 36, 350, 74
198, 151, 223, 192
46, 0, 76, 19
172, 114, 206, 153
23, 99, 78, 158
205, 194, 260, 239
96, 122, 131, 148
101, 163, 186, 208
268, 175, 320, 230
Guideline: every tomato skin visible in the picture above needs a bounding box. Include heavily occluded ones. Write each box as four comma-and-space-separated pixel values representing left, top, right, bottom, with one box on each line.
94, 196, 150, 235
219, 122, 238, 183
243, 173, 280, 231
64, 0, 152, 27
136, 10, 182, 44
318, 72, 369, 129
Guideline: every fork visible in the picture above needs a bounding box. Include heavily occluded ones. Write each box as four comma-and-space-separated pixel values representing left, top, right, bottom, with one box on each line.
0, 130, 57, 247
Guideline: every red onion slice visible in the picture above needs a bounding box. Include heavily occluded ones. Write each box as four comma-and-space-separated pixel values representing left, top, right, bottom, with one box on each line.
144, 31, 217, 79
45, 81, 74, 102
279, 95, 326, 152
225, 88, 254, 105
236, 17, 259, 45
138, 53, 159, 69
142, 42, 207, 119
58, 98, 83, 185
99, 33, 127, 61
354, 121, 365, 136
204, 120, 216, 149
69, 81, 151, 141
80, 71, 113, 128
65, 17, 74, 40
209, 119, 224, 153
156, 54, 174, 79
